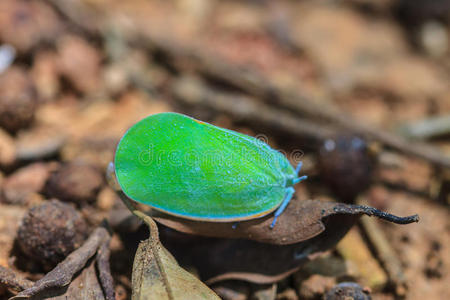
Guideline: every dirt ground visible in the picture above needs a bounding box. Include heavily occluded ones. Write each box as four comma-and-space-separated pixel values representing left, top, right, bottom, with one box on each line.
0, 0, 449, 299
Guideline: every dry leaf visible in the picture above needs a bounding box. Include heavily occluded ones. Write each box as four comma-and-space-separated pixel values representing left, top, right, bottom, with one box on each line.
158, 206, 416, 284
132, 238, 220, 300
130, 208, 219, 300
152, 197, 417, 245
160, 213, 359, 284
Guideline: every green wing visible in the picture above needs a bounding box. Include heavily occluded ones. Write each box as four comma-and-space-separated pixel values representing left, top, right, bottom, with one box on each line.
114, 112, 296, 221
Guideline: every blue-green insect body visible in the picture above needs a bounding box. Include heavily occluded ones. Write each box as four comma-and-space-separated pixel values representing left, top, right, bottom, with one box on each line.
114, 112, 307, 227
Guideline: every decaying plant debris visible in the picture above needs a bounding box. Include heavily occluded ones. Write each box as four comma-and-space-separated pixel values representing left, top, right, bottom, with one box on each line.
0, 0, 449, 299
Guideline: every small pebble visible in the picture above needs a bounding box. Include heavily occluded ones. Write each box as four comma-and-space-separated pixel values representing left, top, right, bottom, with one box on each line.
318, 135, 375, 202
324, 282, 371, 300
16, 199, 89, 268
97, 187, 119, 211
419, 21, 448, 58
2, 162, 52, 205
16, 126, 66, 160
0, 0, 62, 52
57, 35, 102, 94
0, 128, 16, 167
46, 162, 104, 204
0, 44, 16, 73
0, 67, 37, 132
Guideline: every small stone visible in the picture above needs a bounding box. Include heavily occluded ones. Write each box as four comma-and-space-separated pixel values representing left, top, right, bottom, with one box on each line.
318, 135, 374, 202
419, 21, 448, 58
324, 282, 371, 300
16, 125, 66, 160
57, 35, 102, 94
31, 50, 60, 100
16, 199, 89, 269
2, 162, 52, 205
97, 187, 119, 211
46, 162, 104, 204
0, 67, 37, 133
0, 0, 62, 53
276, 288, 298, 300
103, 64, 129, 96
0, 128, 16, 167
0, 44, 16, 74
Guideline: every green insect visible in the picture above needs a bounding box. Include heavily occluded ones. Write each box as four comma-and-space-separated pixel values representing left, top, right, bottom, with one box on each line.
114, 112, 307, 227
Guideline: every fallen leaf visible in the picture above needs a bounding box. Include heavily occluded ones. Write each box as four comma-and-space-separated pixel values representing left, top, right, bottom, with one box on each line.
129, 202, 220, 300
160, 213, 359, 284
152, 197, 418, 245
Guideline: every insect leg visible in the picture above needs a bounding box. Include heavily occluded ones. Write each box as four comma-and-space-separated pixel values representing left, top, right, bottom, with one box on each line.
293, 175, 308, 185
295, 161, 303, 174
270, 187, 295, 228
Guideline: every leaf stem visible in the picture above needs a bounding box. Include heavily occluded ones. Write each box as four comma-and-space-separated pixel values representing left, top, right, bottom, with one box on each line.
333, 205, 419, 224
117, 191, 160, 242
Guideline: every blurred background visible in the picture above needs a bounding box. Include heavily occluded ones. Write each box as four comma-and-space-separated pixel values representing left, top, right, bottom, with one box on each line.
0, 0, 449, 299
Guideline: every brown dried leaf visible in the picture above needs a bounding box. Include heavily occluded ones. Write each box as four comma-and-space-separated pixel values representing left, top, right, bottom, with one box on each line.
160, 213, 359, 284
152, 197, 336, 245
131, 210, 220, 300
157, 205, 417, 284
152, 197, 417, 245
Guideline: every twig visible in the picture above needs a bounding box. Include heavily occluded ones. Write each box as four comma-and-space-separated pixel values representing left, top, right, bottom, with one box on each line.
0, 266, 33, 292
96, 232, 114, 300
356, 197, 410, 296
397, 114, 450, 140
332, 205, 419, 225
11, 226, 110, 299
171, 76, 335, 141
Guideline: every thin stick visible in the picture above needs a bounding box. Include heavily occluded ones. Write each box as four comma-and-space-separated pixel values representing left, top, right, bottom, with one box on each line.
332, 205, 419, 224
96, 235, 115, 300
0, 266, 34, 292
356, 197, 409, 296
171, 76, 334, 141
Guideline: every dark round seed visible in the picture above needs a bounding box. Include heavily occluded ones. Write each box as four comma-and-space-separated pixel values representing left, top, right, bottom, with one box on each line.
16, 199, 89, 269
